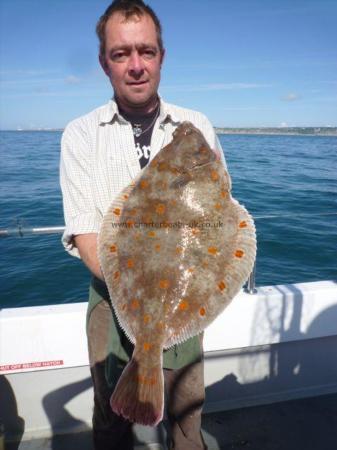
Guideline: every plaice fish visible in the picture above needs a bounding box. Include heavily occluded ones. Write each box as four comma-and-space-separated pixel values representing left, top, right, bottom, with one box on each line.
98, 121, 256, 426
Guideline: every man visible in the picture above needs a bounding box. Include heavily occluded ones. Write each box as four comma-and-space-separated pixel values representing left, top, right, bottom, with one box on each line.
60, 1, 227, 449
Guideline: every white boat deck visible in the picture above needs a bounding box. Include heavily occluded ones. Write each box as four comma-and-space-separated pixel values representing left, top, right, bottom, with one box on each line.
8, 393, 337, 450
2, 280, 337, 450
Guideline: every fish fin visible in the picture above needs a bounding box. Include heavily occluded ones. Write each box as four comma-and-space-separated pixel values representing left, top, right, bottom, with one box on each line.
110, 356, 164, 426
98, 183, 134, 252
164, 197, 256, 349
98, 181, 139, 344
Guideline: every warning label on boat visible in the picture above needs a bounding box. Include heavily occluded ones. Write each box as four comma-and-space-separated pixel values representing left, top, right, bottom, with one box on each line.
0, 360, 64, 372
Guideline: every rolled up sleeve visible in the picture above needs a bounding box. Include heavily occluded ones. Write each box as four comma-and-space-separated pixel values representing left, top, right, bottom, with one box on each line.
60, 122, 101, 258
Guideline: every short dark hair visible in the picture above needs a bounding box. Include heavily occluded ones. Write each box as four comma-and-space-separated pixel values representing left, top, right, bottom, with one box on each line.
96, 0, 164, 57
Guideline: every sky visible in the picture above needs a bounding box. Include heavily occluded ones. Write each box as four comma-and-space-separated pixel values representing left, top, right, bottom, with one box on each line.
0, 0, 336, 130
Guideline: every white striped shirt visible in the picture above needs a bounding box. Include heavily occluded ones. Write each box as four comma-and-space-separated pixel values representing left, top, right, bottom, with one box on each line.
60, 97, 227, 258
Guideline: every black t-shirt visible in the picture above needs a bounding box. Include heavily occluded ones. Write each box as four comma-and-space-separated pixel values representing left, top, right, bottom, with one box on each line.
119, 104, 160, 169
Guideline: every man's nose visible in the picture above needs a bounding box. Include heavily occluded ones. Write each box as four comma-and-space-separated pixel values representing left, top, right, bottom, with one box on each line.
128, 51, 145, 77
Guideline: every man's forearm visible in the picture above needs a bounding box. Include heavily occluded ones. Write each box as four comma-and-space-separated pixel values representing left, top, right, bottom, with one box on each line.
74, 233, 104, 281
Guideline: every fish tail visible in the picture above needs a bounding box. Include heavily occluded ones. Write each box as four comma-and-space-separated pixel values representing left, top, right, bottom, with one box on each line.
110, 355, 164, 426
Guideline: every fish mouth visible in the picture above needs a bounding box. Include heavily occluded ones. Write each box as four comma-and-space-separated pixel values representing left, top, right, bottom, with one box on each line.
192, 160, 215, 170
190, 150, 217, 170
170, 156, 216, 175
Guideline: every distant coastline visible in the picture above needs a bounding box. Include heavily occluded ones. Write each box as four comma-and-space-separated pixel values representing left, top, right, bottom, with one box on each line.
214, 127, 337, 136
1, 127, 337, 136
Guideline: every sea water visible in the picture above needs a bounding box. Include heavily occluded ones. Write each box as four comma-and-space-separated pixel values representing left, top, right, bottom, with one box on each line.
0, 131, 336, 308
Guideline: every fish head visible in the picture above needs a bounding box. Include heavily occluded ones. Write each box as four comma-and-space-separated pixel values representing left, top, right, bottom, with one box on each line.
168, 122, 217, 173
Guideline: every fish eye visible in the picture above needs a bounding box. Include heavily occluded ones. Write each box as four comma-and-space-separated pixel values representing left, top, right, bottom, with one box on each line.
183, 127, 193, 136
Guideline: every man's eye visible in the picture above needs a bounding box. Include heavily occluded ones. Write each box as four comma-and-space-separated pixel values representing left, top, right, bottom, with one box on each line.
111, 52, 127, 62
142, 49, 156, 59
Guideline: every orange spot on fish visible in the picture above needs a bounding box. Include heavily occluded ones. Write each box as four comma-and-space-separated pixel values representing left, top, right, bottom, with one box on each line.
123, 194, 129, 200
155, 244, 161, 251
188, 267, 194, 273
109, 245, 117, 252
159, 279, 170, 289
126, 220, 135, 227
239, 221, 247, 228
235, 249, 244, 258
137, 374, 156, 385
170, 167, 179, 174
143, 215, 153, 224
221, 190, 228, 198
208, 247, 218, 255
158, 162, 167, 171
131, 299, 140, 310
157, 321, 164, 330
176, 246, 183, 254
199, 307, 206, 316
211, 170, 219, 181
113, 208, 121, 216
179, 300, 189, 311
140, 180, 149, 189
143, 342, 152, 351
218, 281, 226, 291
148, 231, 156, 237
215, 203, 222, 210
127, 259, 135, 268
114, 271, 120, 280
191, 228, 200, 236
155, 203, 166, 215
143, 314, 152, 324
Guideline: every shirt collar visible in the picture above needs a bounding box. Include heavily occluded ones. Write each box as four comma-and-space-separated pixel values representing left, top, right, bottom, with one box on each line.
99, 98, 123, 125
99, 95, 180, 126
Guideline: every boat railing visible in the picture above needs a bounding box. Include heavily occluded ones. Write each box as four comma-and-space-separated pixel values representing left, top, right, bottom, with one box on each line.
1, 212, 336, 295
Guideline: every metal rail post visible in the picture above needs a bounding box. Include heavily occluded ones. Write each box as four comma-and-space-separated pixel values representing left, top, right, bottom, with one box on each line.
245, 260, 257, 294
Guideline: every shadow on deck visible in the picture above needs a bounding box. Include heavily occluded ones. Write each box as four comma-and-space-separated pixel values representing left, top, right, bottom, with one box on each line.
8, 392, 337, 450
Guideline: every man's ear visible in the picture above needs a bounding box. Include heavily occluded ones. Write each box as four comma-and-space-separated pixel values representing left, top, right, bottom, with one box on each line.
160, 49, 165, 67
99, 54, 109, 76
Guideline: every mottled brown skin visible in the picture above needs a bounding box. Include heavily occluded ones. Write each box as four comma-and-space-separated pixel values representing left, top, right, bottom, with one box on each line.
98, 122, 256, 425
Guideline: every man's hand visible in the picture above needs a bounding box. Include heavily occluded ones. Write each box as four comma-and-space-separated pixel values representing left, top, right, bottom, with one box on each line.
74, 233, 104, 281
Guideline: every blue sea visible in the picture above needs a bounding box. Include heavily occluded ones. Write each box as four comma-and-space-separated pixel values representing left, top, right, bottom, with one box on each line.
0, 131, 336, 309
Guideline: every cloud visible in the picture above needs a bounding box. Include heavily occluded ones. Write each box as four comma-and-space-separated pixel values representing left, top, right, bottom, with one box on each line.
0, 69, 58, 77
319, 80, 337, 85
281, 93, 302, 102
0, 71, 81, 86
221, 106, 272, 111
312, 95, 337, 103
33, 86, 52, 94
64, 75, 81, 85
163, 82, 272, 92
0, 77, 65, 86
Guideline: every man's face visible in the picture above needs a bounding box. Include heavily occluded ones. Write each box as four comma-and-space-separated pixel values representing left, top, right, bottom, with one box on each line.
100, 12, 164, 113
